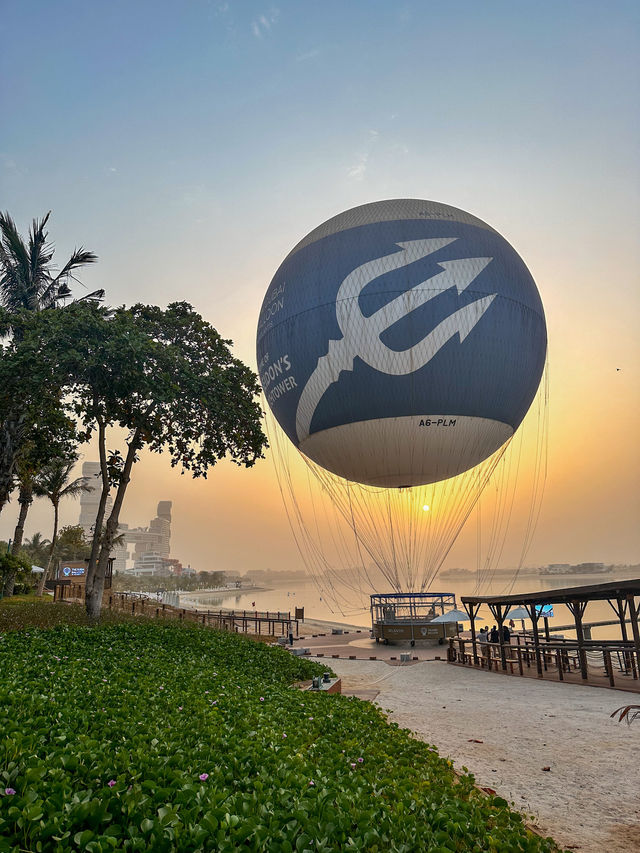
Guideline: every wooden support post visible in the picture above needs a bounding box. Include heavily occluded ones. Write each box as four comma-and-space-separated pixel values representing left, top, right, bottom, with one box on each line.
527, 607, 543, 677
464, 601, 480, 665
556, 650, 563, 680
570, 600, 589, 681
544, 617, 550, 641
627, 594, 640, 679
489, 604, 508, 671
517, 646, 523, 676
603, 649, 615, 688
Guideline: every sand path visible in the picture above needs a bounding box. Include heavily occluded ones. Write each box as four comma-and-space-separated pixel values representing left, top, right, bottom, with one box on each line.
328, 658, 640, 853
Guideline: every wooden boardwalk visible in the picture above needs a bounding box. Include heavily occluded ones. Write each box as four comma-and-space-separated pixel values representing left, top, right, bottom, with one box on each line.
449, 636, 640, 694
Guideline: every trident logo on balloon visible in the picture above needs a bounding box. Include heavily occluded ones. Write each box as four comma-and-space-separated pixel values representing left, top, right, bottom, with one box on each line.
295, 238, 495, 442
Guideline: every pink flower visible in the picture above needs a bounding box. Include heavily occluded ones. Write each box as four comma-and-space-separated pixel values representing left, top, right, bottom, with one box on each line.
199, 773, 209, 781
178, 706, 183, 711
357, 757, 364, 763
107, 780, 116, 788
350, 763, 356, 769
282, 733, 287, 739
308, 780, 315, 787
4, 788, 16, 795
259, 697, 265, 702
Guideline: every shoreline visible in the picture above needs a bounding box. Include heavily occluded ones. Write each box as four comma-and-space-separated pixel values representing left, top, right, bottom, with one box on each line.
299, 614, 369, 633
179, 585, 270, 603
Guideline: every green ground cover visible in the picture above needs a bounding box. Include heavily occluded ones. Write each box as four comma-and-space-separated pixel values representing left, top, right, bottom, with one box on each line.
0, 607, 562, 852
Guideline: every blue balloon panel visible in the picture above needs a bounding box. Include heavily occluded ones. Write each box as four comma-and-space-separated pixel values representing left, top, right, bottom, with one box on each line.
257, 200, 546, 485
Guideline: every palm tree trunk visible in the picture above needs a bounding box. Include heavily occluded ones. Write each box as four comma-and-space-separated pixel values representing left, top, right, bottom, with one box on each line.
3, 479, 33, 596
37, 500, 59, 596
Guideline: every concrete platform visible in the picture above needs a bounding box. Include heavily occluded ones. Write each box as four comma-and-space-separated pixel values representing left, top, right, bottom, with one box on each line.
290, 628, 448, 665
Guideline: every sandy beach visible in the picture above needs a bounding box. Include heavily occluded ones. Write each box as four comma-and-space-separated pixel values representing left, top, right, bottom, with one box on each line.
326, 657, 640, 853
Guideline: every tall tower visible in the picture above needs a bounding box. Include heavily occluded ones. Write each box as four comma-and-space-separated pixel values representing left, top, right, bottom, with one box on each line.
78, 462, 112, 535
150, 501, 172, 557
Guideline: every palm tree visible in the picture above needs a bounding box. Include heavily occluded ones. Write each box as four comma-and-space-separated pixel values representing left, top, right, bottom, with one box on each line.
33, 456, 91, 596
2, 454, 38, 595
0, 210, 100, 514
0, 211, 100, 313
22, 532, 51, 567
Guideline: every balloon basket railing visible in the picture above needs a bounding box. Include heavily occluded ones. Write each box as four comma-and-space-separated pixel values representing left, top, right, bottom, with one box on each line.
370, 591, 458, 647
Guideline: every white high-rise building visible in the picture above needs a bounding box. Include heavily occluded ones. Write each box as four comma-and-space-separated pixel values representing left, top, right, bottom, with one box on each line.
78, 462, 113, 534
78, 465, 173, 572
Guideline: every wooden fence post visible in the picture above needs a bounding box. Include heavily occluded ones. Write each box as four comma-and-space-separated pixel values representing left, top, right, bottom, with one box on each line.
603, 650, 615, 688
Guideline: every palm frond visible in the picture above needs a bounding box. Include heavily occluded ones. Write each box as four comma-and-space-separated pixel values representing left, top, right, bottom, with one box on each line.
59, 476, 92, 500
611, 705, 640, 725
51, 248, 98, 286
0, 211, 33, 310
73, 288, 105, 303
0, 212, 99, 312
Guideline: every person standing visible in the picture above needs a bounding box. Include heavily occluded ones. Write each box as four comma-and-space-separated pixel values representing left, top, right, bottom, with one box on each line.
478, 626, 489, 660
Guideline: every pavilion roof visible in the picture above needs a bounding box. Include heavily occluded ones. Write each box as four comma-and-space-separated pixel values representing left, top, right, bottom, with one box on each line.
461, 578, 640, 607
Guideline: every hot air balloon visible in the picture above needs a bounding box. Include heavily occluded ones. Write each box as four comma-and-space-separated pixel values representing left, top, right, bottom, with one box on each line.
257, 199, 547, 607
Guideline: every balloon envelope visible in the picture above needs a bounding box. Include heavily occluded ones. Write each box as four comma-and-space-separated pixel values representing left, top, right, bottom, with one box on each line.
257, 199, 547, 487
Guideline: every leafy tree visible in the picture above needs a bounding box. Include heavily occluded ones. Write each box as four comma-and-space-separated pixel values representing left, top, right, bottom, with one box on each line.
33, 454, 91, 595
54, 525, 91, 562
0, 211, 98, 512
0, 550, 31, 595
25, 301, 268, 619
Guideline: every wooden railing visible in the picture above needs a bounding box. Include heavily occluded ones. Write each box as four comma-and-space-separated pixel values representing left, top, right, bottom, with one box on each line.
106, 592, 298, 637
448, 635, 638, 689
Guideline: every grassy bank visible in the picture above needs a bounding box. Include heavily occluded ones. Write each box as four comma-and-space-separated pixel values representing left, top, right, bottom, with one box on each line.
0, 601, 563, 851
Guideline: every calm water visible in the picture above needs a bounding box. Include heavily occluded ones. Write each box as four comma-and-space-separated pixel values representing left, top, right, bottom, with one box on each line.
182, 571, 636, 641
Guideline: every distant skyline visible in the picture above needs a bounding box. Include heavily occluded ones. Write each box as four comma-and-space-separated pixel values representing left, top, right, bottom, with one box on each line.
1, 1, 638, 574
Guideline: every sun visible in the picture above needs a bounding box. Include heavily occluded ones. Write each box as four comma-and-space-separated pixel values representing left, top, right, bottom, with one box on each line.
422, 504, 430, 512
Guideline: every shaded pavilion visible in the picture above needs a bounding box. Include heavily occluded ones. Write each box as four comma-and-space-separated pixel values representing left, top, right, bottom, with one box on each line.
460, 579, 640, 685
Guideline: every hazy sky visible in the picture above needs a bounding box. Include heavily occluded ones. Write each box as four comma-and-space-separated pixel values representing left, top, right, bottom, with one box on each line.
2, 0, 639, 573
